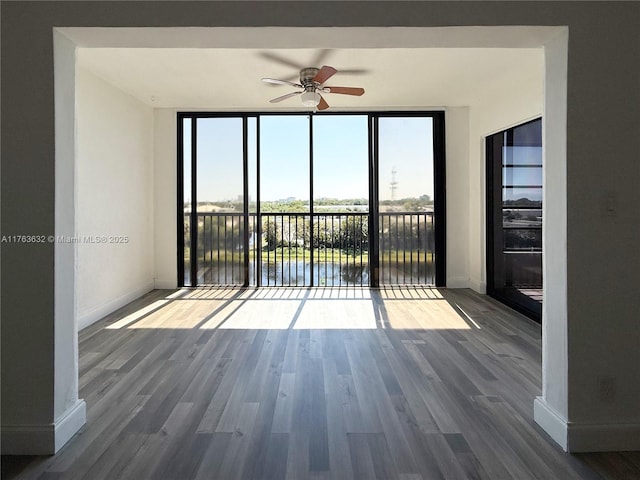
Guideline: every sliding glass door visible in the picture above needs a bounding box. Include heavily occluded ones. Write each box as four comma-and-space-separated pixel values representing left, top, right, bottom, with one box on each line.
313, 115, 370, 286
259, 115, 311, 286
377, 116, 436, 285
486, 118, 543, 320
178, 112, 445, 288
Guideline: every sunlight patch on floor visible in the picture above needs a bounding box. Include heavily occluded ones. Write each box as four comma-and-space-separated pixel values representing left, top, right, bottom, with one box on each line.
378, 287, 444, 300
291, 300, 377, 329
127, 299, 222, 329
105, 288, 476, 331
106, 299, 172, 329
382, 299, 472, 330
207, 300, 299, 330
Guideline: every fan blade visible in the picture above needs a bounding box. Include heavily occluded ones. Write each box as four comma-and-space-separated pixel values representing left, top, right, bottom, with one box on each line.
311, 49, 332, 68
323, 86, 365, 96
262, 78, 303, 88
258, 51, 302, 70
334, 68, 369, 75
317, 95, 330, 111
269, 91, 302, 103
313, 65, 337, 84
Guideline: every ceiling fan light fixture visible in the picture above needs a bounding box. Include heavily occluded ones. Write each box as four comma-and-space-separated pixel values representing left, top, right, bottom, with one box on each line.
301, 90, 321, 107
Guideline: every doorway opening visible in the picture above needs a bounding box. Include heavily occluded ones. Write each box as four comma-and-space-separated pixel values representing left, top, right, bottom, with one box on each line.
178, 112, 445, 288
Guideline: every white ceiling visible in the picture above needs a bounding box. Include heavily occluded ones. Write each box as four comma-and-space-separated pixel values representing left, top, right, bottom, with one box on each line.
78, 47, 543, 110
67, 27, 548, 111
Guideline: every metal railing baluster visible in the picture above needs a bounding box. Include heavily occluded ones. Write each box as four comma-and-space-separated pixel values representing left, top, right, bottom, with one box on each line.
194, 211, 432, 288
280, 215, 284, 286
402, 215, 406, 285
411, 214, 415, 285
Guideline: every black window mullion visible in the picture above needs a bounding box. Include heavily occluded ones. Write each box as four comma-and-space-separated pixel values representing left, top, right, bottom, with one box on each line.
256, 116, 262, 287
176, 115, 185, 287
242, 117, 250, 287
432, 111, 446, 287
190, 117, 198, 287
369, 114, 379, 288
309, 114, 314, 287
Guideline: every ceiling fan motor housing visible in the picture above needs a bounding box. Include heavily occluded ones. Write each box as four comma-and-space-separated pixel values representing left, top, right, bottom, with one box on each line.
300, 67, 320, 87
300, 68, 321, 106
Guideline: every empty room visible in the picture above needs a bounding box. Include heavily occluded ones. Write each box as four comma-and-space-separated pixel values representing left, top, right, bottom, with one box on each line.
2, 2, 639, 479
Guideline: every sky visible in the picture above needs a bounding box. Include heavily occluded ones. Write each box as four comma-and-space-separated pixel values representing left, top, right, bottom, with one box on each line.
184, 114, 435, 204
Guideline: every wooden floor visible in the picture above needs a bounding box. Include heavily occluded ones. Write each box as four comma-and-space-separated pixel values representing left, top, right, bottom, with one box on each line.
3, 288, 640, 480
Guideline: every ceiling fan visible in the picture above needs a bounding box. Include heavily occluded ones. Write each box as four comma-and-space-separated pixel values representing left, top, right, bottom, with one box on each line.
262, 65, 365, 110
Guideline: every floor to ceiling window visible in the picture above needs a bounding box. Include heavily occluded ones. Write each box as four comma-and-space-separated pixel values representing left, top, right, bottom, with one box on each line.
178, 112, 445, 288
377, 116, 437, 285
259, 115, 311, 286
486, 118, 543, 321
312, 115, 370, 286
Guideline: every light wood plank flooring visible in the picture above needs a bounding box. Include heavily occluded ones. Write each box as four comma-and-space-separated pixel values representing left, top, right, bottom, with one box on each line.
3, 288, 639, 479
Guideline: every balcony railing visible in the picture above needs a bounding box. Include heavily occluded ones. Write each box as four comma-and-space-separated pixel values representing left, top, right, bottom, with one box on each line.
186, 211, 434, 287
260, 212, 369, 287
379, 212, 435, 286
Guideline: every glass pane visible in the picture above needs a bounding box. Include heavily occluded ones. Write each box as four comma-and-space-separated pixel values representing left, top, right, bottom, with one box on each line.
378, 117, 435, 285
502, 208, 542, 228
510, 118, 542, 147
312, 115, 369, 288
503, 146, 542, 166
503, 187, 542, 206
503, 166, 542, 186
504, 252, 542, 287
260, 116, 310, 286
379, 117, 434, 210
183, 118, 192, 286
504, 229, 542, 250
487, 117, 543, 320
196, 118, 245, 285
197, 118, 244, 207
260, 116, 310, 212
313, 115, 369, 212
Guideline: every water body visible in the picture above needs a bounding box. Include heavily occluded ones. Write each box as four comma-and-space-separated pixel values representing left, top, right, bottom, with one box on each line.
192, 259, 434, 287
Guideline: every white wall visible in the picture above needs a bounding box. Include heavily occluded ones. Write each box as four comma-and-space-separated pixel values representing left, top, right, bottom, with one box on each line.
154, 109, 178, 289
445, 107, 471, 288
467, 50, 544, 292
534, 29, 570, 449
561, 12, 640, 449
76, 67, 155, 330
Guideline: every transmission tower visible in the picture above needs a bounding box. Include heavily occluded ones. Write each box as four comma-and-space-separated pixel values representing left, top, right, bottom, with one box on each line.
390, 167, 398, 201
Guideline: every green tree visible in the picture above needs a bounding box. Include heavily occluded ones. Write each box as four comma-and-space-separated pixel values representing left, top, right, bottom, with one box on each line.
340, 216, 368, 254
263, 220, 279, 250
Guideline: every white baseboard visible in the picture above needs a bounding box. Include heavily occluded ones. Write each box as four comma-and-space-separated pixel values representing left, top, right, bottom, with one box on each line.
445, 277, 486, 294
534, 396, 640, 452
78, 281, 155, 330
154, 278, 178, 289
1, 399, 86, 454
446, 276, 470, 288
468, 278, 486, 294
534, 396, 568, 451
